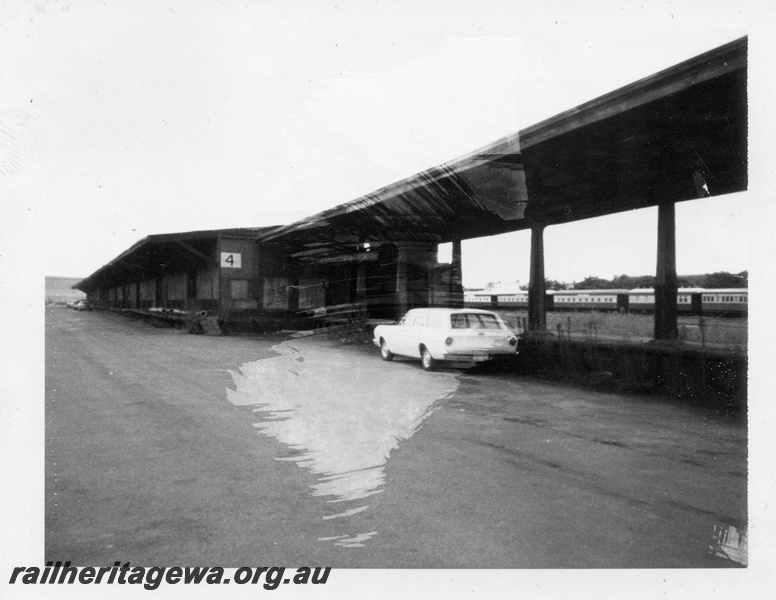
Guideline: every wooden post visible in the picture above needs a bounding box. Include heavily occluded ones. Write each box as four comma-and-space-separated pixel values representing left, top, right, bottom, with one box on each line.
216, 235, 223, 321
528, 223, 547, 331
288, 275, 300, 312
356, 260, 367, 302
450, 238, 464, 307
395, 247, 408, 316
654, 202, 678, 341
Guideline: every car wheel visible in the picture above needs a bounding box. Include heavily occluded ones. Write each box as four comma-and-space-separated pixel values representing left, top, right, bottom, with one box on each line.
380, 339, 394, 361
421, 347, 437, 371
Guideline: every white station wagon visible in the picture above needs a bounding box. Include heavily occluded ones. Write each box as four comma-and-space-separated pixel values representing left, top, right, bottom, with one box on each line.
373, 308, 518, 371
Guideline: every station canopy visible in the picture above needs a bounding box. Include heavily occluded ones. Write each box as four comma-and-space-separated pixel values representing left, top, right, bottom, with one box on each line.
259, 37, 746, 263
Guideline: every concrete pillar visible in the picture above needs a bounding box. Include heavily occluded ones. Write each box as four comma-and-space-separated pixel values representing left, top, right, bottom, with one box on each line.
528, 223, 547, 331
450, 238, 464, 308
654, 202, 678, 340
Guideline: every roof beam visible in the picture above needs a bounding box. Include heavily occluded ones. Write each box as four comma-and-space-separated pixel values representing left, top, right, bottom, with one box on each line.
175, 240, 217, 265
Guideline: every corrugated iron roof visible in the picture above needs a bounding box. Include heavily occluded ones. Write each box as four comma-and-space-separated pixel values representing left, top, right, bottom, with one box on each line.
75, 226, 279, 292
258, 37, 746, 262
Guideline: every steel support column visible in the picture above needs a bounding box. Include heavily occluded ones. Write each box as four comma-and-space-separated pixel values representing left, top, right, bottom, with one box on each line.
528, 224, 547, 331
654, 202, 678, 340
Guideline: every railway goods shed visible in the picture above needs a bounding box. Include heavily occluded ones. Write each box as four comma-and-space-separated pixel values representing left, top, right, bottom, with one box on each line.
76, 37, 747, 342
74, 228, 279, 329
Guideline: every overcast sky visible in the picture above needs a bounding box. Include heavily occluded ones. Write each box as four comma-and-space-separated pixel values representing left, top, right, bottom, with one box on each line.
1, 0, 773, 289
3, 2, 776, 595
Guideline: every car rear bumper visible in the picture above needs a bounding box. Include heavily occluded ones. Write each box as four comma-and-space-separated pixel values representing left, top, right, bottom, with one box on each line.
441, 350, 517, 362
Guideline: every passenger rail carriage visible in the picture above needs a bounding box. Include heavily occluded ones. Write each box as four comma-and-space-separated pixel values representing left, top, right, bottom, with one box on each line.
464, 288, 747, 318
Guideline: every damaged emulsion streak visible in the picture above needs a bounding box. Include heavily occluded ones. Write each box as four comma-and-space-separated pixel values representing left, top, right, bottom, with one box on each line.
226, 339, 459, 548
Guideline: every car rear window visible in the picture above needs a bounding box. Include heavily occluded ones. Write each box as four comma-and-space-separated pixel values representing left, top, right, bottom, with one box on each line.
450, 313, 502, 329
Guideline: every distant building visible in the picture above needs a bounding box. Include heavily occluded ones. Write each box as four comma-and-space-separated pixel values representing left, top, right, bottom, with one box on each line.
484, 281, 524, 295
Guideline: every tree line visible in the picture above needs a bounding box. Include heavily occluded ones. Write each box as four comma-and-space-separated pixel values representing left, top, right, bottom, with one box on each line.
532, 271, 747, 291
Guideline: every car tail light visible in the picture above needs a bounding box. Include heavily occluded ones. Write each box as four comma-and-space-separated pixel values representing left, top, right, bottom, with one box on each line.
445, 337, 453, 346
508, 337, 517, 346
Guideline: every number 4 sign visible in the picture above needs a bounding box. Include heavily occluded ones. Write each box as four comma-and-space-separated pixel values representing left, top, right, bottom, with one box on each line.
220, 252, 242, 268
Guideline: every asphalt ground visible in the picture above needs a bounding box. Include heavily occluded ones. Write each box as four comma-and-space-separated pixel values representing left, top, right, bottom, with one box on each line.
44, 307, 747, 568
